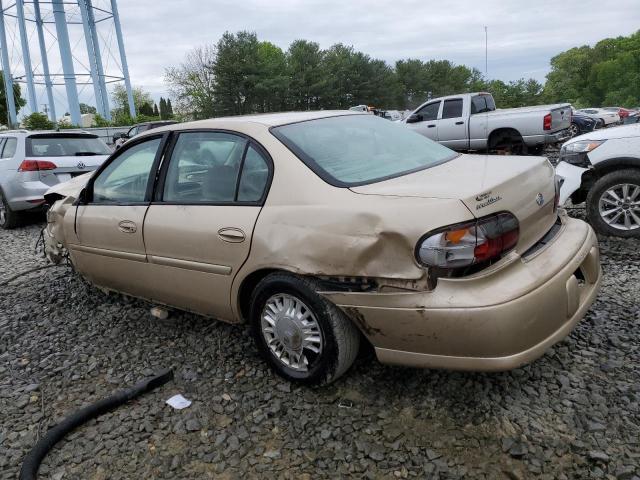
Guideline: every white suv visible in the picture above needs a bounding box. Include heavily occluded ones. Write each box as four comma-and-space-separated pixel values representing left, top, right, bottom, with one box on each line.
0, 130, 111, 228
556, 123, 640, 237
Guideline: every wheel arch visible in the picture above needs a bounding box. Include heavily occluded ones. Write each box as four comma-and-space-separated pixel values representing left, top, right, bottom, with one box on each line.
236, 267, 288, 322
487, 127, 524, 149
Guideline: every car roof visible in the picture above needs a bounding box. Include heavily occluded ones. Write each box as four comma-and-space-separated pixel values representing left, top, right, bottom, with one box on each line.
0, 129, 94, 137
144, 111, 363, 134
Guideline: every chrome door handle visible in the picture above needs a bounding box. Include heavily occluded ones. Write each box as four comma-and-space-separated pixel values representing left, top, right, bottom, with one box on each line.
118, 220, 137, 234
218, 228, 245, 243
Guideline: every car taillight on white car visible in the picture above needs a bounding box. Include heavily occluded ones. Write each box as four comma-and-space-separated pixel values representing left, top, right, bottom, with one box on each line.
18, 159, 57, 171
416, 212, 519, 270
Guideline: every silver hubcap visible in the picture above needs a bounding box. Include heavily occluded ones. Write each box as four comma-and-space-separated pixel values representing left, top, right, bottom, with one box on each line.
0, 200, 6, 225
570, 124, 579, 136
599, 183, 640, 231
261, 293, 323, 372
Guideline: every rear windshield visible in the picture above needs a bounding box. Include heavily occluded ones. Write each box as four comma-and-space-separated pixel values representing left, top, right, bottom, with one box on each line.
271, 115, 457, 186
27, 135, 111, 157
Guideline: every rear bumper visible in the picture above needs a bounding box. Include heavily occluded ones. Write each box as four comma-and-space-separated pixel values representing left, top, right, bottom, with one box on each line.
5, 180, 50, 211
523, 128, 571, 146
322, 215, 601, 371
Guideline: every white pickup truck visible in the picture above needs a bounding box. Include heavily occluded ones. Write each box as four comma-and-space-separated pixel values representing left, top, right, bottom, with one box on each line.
403, 92, 572, 154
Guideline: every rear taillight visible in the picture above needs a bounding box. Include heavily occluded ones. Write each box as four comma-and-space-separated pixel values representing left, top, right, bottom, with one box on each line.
543, 113, 552, 130
416, 212, 519, 270
18, 159, 57, 171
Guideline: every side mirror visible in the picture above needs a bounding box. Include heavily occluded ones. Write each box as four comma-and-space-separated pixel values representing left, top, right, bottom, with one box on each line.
406, 114, 422, 124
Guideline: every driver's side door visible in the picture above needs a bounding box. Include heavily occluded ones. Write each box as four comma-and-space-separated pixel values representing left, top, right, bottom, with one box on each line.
405, 101, 441, 140
65, 134, 167, 297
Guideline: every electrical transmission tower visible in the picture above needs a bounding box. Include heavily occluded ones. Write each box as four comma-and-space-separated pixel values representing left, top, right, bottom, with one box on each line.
0, 0, 135, 127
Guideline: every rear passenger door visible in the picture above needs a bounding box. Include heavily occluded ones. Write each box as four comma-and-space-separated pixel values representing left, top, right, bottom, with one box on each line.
142, 130, 272, 320
435, 98, 468, 150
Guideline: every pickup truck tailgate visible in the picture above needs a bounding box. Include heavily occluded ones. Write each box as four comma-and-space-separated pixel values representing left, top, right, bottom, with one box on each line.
550, 105, 571, 132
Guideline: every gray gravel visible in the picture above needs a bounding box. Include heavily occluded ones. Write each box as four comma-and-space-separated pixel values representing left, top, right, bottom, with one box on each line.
1, 205, 639, 479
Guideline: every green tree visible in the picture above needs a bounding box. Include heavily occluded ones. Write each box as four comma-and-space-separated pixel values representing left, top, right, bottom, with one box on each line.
159, 97, 167, 119
165, 44, 217, 120
110, 84, 154, 119
166, 99, 174, 117
0, 71, 26, 127
79, 103, 97, 114
254, 41, 289, 112
213, 31, 262, 115
544, 31, 640, 107
287, 40, 326, 110
139, 102, 154, 116
22, 112, 54, 130
153, 103, 159, 117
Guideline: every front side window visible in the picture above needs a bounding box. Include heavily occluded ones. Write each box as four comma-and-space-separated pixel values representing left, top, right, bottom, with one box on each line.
27, 135, 111, 157
442, 99, 463, 119
92, 137, 161, 203
272, 115, 457, 186
416, 102, 440, 121
163, 132, 247, 203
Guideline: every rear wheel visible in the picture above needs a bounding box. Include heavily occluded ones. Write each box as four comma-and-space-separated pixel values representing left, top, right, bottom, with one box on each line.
586, 169, 640, 238
249, 272, 360, 385
0, 189, 20, 229
489, 130, 526, 155
569, 122, 580, 138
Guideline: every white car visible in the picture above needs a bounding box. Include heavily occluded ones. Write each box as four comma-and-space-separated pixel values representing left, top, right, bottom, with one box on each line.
556, 123, 640, 237
576, 108, 620, 126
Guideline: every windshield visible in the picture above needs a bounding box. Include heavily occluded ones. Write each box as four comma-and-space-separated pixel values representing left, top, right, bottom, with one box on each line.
271, 115, 458, 186
27, 135, 111, 157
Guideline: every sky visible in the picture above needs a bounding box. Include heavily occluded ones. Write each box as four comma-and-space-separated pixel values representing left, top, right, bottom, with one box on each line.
115, 0, 640, 101
2, 0, 639, 118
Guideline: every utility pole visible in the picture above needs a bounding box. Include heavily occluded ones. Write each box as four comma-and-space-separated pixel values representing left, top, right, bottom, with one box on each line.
484, 26, 488, 76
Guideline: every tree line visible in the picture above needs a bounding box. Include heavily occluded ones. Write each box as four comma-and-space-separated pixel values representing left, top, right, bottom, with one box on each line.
164, 31, 553, 120
1, 30, 638, 127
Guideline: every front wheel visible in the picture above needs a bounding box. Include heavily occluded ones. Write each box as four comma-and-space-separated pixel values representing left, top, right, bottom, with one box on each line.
586, 169, 640, 238
249, 273, 360, 385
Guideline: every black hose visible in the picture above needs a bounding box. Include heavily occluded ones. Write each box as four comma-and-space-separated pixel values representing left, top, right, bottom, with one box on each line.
19, 369, 174, 480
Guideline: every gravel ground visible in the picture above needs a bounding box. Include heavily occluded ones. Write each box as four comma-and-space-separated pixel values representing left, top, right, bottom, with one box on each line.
1, 204, 639, 479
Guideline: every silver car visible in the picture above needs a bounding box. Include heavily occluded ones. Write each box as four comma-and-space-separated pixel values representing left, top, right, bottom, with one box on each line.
0, 130, 111, 228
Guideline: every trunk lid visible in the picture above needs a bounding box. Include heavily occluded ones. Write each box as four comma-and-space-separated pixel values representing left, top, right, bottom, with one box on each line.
350, 154, 558, 253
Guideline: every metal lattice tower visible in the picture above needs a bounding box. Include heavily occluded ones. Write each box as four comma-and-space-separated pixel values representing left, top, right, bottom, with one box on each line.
0, 0, 135, 127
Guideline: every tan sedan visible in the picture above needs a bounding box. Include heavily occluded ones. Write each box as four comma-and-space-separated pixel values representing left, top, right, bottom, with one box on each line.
44, 112, 602, 385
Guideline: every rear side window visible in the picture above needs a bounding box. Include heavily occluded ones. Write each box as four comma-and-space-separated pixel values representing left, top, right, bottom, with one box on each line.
471, 95, 496, 114
27, 135, 111, 157
442, 99, 463, 119
163, 132, 246, 203
238, 146, 269, 202
1, 137, 17, 158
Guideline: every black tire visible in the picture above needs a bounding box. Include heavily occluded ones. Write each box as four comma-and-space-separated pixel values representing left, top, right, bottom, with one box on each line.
586, 169, 640, 238
0, 188, 20, 229
249, 272, 360, 385
489, 130, 526, 155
